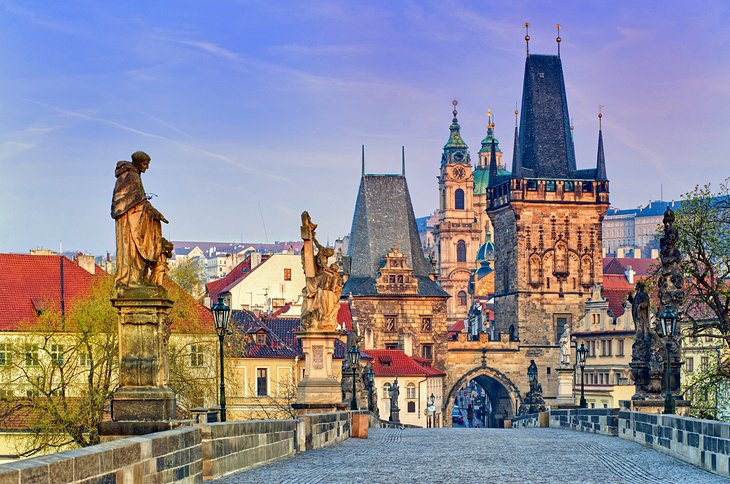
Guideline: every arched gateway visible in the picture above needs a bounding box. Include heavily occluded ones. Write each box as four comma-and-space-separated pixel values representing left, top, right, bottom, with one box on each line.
445, 366, 522, 428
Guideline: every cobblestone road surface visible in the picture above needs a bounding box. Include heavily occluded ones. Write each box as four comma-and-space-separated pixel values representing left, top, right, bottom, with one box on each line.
216, 428, 727, 483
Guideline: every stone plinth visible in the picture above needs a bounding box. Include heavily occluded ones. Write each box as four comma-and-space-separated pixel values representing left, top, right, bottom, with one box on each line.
556, 366, 575, 408
628, 399, 690, 416
109, 286, 176, 423
295, 330, 342, 409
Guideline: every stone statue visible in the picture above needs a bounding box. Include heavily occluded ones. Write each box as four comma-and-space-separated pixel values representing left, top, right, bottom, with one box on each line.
559, 325, 571, 366
300, 212, 343, 331
629, 281, 651, 340
111, 151, 170, 289
390, 378, 400, 411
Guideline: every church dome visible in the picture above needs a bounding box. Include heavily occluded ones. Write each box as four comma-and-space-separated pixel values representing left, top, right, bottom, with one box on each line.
476, 241, 495, 262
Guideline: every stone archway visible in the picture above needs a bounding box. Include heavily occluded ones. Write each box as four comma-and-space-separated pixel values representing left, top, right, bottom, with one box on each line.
444, 366, 522, 428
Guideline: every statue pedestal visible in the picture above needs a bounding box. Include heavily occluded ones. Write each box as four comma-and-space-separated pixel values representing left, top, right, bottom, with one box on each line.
101, 287, 177, 436
389, 410, 400, 424
628, 398, 690, 416
556, 366, 575, 408
294, 330, 343, 413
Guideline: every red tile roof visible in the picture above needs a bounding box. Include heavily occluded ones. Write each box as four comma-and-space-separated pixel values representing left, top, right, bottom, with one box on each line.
367, 349, 445, 377
206, 255, 271, 302
602, 274, 633, 317
448, 320, 465, 333
603, 257, 658, 277
337, 302, 352, 331
0, 254, 105, 330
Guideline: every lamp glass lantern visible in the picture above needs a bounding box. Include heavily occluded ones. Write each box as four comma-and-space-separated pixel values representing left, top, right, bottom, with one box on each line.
348, 344, 360, 368
212, 295, 231, 333
577, 342, 587, 368
659, 307, 678, 338
430, 393, 436, 405
367, 365, 375, 386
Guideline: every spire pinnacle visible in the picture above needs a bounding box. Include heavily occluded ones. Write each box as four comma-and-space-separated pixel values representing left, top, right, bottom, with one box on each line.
525, 22, 530, 56
514, 105, 519, 127
596, 109, 607, 181
488, 138, 499, 187
512, 119, 522, 178
598, 105, 604, 130
444, 99, 468, 152
452, 99, 458, 119
487, 108, 494, 129
402, 145, 406, 175
361, 144, 365, 177
556, 24, 561, 57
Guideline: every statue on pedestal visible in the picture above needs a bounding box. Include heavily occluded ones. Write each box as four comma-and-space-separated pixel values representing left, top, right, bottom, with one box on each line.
559, 326, 571, 367
111, 151, 172, 290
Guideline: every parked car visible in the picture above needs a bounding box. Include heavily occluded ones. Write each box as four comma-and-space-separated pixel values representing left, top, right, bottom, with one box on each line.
452, 406, 464, 424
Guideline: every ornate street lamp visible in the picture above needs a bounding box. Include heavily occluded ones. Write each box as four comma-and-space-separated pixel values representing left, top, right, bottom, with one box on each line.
577, 342, 588, 409
211, 295, 231, 422
348, 343, 361, 410
428, 393, 436, 428
659, 307, 678, 414
366, 364, 375, 412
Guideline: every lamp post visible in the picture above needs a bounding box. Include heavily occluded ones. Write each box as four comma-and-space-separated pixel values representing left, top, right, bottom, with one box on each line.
348, 344, 360, 410
577, 342, 588, 409
659, 307, 678, 415
366, 365, 375, 412
211, 295, 231, 422
428, 393, 436, 428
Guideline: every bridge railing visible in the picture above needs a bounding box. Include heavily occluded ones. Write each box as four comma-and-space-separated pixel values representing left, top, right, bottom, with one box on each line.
513, 408, 730, 478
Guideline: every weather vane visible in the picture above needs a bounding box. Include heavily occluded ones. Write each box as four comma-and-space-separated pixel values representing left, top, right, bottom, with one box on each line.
556, 24, 561, 56
525, 22, 530, 55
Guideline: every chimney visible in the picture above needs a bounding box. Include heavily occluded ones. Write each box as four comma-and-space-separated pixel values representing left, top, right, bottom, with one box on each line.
617, 247, 625, 258
650, 248, 659, 259
633, 248, 641, 259
249, 252, 262, 269
625, 265, 635, 284
76, 254, 96, 274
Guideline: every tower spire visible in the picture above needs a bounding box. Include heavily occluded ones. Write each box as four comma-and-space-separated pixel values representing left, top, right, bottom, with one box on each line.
596, 107, 607, 181
488, 138, 499, 187
512, 108, 522, 178
556, 24, 561, 57
361, 144, 365, 177
443, 99, 468, 153
402, 145, 406, 176
525, 22, 530, 56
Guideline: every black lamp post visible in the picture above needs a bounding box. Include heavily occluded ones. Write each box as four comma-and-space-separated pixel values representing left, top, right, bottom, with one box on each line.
348, 344, 360, 410
577, 342, 588, 409
659, 307, 678, 415
211, 295, 231, 422
366, 364, 375, 412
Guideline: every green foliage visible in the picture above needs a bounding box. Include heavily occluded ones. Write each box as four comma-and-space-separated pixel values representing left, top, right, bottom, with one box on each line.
168, 258, 206, 299
682, 349, 730, 421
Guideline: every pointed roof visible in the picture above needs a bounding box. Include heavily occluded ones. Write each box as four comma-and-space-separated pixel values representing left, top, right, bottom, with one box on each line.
444, 113, 468, 151
511, 121, 522, 178
343, 174, 447, 298
487, 139, 499, 188
441, 101, 469, 167
518, 54, 577, 178
596, 127, 607, 181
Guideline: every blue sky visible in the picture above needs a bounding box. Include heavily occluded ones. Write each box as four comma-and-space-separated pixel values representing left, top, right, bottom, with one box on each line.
1, 1, 729, 254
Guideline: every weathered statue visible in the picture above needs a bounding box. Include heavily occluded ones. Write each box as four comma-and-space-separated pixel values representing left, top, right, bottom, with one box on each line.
389, 378, 400, 412
111, 151, 170, 289
559, 326, 571, 366
629, 281, 651, 340
300, 212, 343, 331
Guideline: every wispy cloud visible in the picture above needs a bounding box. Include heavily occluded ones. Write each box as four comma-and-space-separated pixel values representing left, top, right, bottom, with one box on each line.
270, 43, 370, 55
173, 39, 239, 60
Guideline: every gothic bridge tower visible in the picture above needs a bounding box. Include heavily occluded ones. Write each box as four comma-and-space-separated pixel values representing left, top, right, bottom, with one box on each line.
487, 50, 610, 348
434, 101, 482, 322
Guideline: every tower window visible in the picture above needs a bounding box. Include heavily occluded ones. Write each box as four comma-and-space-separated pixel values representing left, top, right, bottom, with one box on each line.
457, 291, 468, 306
456, 240, 467, 262
455, 189, 465, 210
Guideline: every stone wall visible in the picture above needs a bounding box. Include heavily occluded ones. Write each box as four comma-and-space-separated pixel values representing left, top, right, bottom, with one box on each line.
302, 411, 350, 450
511, 412, 545, 428
0, 427, 202, 483
550, 408, 618, 436
618, 410, 730, 477
198, 419, 303, 480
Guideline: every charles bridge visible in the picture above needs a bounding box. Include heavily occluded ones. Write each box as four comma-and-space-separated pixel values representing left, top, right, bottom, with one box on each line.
0, 408, 729, 482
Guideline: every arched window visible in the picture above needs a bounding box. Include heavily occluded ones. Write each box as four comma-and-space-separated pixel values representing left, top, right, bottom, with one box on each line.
455, 189, 465, 210
383, 383, 391, 399
458, 291, 468, 306
407, 383, 416, 399
456, 240, 467, 262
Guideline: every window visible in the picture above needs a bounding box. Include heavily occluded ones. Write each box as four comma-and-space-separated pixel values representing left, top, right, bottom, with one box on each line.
686, 357, 694, 372
189, 345, 204, 367
455, 189, 465, 210
25, 345, 39, 366
284, 268, 292, 281
564, 181, 574, 192
407, 401, 416, 413
79, 352, 92, 367
50, 344, 64, 366
397, 275, 404, 283
383, 383, 391, 399
385, 343, 399, 350
701, 357, 709, 372
546, 180, 556, 192
421, 317, 432, 332
0, 344, 9, 367
421, 344, 433, 361
457, 291, 468, 306
617, 339, 624, 356
592, 313, 600, 325
456, 240, 467, 263
385, 315, 397, 332
256, 333, 267, 345
601, 340, 612, 356
407, 383, 416, 399
389, 275, 396, 283
256, 368, 268, 396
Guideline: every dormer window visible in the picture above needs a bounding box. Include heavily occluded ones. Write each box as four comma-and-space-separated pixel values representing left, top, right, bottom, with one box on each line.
256, 333, 266, 345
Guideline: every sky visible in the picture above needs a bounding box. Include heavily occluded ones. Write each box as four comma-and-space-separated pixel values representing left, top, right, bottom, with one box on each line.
1, 0, 729, 255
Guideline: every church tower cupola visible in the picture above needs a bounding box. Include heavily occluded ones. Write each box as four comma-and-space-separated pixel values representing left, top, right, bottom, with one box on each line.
478, 109, 502, 169
441, 100, 470, 166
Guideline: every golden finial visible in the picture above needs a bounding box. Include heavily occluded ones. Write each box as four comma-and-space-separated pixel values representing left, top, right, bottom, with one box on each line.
514, 103, 519, 126
556, 24, 561, 56
487, 108, 494, 129
525, 22, 530, 55
598, 105, 604, 130
452, 99, 458, 117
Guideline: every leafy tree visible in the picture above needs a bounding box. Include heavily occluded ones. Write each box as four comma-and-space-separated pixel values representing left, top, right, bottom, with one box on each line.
682, 348, 730, 421
168, 257, 206, 299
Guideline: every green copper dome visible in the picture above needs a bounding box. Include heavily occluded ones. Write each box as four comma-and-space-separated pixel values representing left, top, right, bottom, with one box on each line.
473, 166, 511, 195
479, 126, 502, 154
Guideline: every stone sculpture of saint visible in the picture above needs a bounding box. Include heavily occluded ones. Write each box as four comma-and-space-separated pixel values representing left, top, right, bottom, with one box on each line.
390, 378, 400, 411
111, 151, 169, 289
629, 281, 651, 340
559, 326, 571, 366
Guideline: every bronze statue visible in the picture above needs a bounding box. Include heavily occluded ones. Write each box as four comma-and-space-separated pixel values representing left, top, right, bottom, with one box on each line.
111, 151, 170, 289
300, 212, 343, 331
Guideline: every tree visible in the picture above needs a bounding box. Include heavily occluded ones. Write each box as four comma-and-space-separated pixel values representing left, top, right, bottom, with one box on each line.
674, 179, 730, 353
682, 348, 730, 421
243, 365, 298, 420
168, 257, 206, 299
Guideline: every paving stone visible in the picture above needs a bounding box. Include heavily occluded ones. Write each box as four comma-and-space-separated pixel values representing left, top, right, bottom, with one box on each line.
214, 428, 727, 483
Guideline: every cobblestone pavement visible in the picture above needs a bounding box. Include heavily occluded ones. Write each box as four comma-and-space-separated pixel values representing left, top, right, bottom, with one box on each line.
216, 428, 727, 484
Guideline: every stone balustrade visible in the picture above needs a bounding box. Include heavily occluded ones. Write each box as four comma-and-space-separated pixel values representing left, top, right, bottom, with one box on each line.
0, 411, 355, 483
